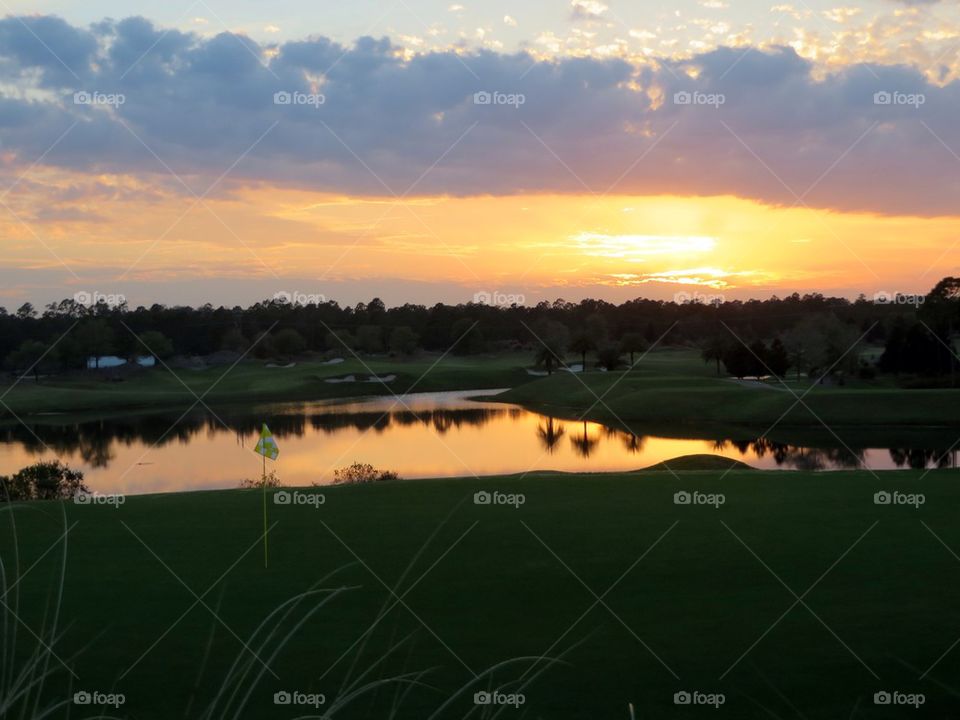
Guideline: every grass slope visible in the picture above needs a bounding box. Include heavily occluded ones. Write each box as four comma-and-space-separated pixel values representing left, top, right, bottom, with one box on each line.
3, 469, 960, 719
495, 349, 960, 427
0, 353, 532, 418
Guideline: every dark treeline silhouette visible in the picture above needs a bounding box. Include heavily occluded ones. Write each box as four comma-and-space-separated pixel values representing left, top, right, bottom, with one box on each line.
3, 277, 960, 382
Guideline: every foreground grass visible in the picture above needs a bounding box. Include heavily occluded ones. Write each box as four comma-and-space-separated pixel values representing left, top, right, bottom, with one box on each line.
496, 349, 960, 427
0, 353, 532, 418
4, 469, 960, 718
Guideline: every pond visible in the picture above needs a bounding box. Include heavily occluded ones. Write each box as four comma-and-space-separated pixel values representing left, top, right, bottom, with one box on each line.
0, 390, 956, 495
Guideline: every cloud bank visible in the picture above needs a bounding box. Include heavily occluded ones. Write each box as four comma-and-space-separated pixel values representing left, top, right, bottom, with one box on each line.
2, 15, 960, 216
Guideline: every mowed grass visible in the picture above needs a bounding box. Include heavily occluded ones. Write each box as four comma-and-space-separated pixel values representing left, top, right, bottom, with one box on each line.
496, 349, 960, 427
5, 347, 960, 428
0, 353, 532, 418
5, 470, 960, 719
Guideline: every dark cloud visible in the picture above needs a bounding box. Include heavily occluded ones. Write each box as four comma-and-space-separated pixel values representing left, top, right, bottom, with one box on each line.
0, 16, 959, 216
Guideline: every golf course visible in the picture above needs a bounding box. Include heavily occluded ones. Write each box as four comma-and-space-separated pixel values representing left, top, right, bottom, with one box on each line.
3, 347, 960, 718
4, 348, 960, 428
3, 467, 957, 719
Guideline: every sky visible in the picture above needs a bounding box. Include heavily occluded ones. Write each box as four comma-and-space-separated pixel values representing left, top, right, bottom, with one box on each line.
1, 0, 960, 309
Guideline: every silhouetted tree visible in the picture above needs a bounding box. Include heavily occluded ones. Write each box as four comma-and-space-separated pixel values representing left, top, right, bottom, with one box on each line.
596, 343, 623, 371
569, 333, 595, 371
6, 340, 48, 381
533, 321, 569, 375
700, 336, 726, 376
137, 330, 174, 360
273, 328, 307, 357
767, 338, 790, 378
619, 331, 648, 367
388, 326, 419, 356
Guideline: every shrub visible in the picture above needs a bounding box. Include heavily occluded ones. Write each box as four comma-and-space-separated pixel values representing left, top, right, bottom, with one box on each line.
0, 460, 89, 501
331, 462, 400, 485
240, 469, 282, 488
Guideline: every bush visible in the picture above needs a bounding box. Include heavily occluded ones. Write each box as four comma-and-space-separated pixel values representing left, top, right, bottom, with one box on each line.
273, 328, 306, 357
240, 469, 282, 488
331, 463, 400, 485
0, 460, 89, 501
596, 343, 624, 371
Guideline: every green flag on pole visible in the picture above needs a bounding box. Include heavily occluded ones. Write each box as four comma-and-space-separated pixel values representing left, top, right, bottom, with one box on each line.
254, 423, 278, 567
254, 423, 279, 460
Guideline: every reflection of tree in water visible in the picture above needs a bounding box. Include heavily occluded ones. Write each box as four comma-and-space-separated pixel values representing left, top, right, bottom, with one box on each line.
78, 429, 115, 468
621, 432, 646, 454
3, 405, 957, 472
536, 417, 565, 454
890, 447, 957, 470
712, 437, 865, 470
570, 421, 600, 458
0, 406, 512, 463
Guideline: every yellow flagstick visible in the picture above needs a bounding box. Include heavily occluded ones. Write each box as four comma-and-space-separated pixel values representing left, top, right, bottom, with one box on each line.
262, 451, 268, 568
254, 423, 279, 569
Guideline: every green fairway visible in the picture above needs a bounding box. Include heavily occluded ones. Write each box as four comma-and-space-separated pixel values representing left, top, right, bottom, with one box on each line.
7, 347, 960, 433
0, 353, 532, 418
4, 469, 960, 719
494, 348, 960, 427
5, 349, 960, 433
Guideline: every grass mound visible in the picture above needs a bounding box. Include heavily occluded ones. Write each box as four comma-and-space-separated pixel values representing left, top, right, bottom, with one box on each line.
641, 453, 756, 471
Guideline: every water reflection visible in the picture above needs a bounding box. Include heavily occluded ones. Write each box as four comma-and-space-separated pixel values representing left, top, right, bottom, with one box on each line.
536, 417, 565, 454
0, 390, 956, 494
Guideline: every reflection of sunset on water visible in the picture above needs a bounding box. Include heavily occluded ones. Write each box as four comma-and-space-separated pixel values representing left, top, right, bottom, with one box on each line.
0, 391, 953, 495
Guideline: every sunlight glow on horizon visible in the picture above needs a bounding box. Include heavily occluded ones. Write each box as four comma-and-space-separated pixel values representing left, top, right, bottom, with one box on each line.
4, 174, 958, 306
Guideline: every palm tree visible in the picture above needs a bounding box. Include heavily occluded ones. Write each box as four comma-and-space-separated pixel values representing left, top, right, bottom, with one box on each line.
534, 343, 562, 375
619, 332, 648, 367
532, 321, 570, 375
569, 333, 595, 372
700, 336, 726, 376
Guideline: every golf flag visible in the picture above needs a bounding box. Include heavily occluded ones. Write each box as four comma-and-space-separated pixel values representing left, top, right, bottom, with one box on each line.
254, 423, 279, 460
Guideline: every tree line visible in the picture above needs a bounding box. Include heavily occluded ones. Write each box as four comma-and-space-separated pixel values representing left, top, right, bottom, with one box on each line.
3, 278, 960, 383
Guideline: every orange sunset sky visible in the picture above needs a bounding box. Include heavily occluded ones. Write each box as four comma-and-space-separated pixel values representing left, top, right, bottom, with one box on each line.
1, 1, 959, 306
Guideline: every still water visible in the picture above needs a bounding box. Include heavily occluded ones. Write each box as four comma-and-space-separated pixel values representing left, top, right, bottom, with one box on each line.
0, 390, 955, 495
